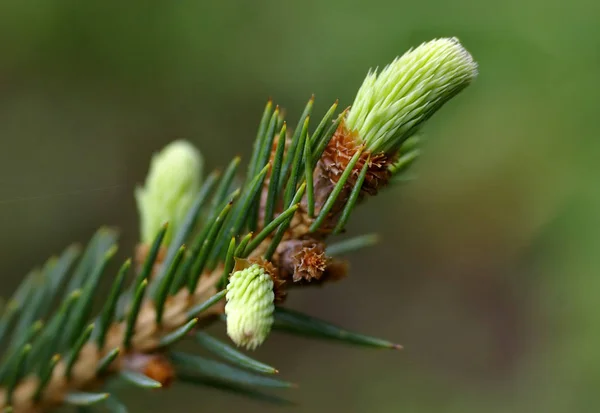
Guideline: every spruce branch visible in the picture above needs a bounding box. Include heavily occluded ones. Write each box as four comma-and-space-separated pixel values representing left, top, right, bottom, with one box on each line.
0, 37, 477, 412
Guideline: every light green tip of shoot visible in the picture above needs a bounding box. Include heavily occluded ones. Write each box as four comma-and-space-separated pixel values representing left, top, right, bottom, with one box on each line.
135, 140, 204, 246
345, 37, 478, 154
225, 263, 275, 350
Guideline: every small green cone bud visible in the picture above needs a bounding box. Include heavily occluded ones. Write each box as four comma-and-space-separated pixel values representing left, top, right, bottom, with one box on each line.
135, 140, 203, 246
345, 37, 478, 155
225, 263, 275, 350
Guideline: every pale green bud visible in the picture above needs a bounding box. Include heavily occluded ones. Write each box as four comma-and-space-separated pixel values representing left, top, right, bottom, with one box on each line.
135, 140, 203, 246
345, 37, 478, 154
225, 263, 275, 350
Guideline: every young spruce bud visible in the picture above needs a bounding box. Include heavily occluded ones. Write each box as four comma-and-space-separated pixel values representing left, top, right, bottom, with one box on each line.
225, 263, 275, 350
135, 140, 203, 246
345, 37, 478, 154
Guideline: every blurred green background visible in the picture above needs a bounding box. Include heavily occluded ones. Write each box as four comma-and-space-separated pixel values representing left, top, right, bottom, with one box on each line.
1, 0, 599, 412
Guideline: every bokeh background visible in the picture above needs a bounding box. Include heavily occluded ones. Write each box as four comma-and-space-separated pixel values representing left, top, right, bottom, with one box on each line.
1, 0, 599, 412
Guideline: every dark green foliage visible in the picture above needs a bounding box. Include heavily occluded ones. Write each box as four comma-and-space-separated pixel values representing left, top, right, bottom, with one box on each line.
263, 123, 287, 225
105, 396, 129, 413
247, 99, 274, 182
195, 332, 278, 374
312, 108, 348, 164
134, 224, 168, 290
0, 321, 42, 382
264, 183, 306, 260
274, 307, 402, 349
96, 260, 130, 348
333, 157, 371, 234
65, 392, 109, 406
29, 290, 80, 372
187, 291, 226, 319
280, 96, 314, 193
158, 318, 197, 348
123, 281, 147, 349
211, 157, 241, 212
218, 237, 237, 288
171, 352, 294, 388
154, 246, 185, 325
34, 355, 60, 401
243, 203, 299, 257
0, 94, 403, 412
66, 324, 94, 379
187, 201, 235, 292
5, 344, 31, 405
64, 245, 117, 347
96, 348, 120, 376
120, 371, 162, 389
283, 117, 310, 208
304, 139, 316, 217
178, 373, 294, 406
310, 100, 339, 153
234, 232, 253, 257
210, 163, 270, 263
326, 233, 380, 256
65, 228, 119, 295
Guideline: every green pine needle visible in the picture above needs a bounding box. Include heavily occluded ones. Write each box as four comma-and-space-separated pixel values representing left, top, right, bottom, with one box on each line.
65, 324, 94, 379
333, 157, 370, 234
274, 307, 402, 349
247, 99, 274, 181
312, 108, 348, 164
0, 321, 43, 382
6, 343, 31, 405
65, 392, 109, 406
234, 232, 253, 258
304, 139, 315, 217
34, 354, 61, 401
243, 203, 300, 258
120, 371, 162, 389
155, 246, 186, 325
178, 373, 295, 406
326, 233, 380, 256
105, 396, 129, 413
30, 290, 80, 371
263, 122, 287, 224
159, 318, 198, 348
283, 116, 309, 207
279, 96, 314, 190
264, 183, 306, 261
188, 200, 235, 292
211, 157, 241, 212
66, 227, 118, 295
171, 352, 294, 388
96, 348, 120, 376
218, 237, 237, 288
310, 100, 339, 152
187, 290, 226, 319
134, 223, 168, 289
96, 259, 130, 348
65, 245, 116, 347
222, 163, 271, 251
195, 332, 278, 374
124, 280, 148, 349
